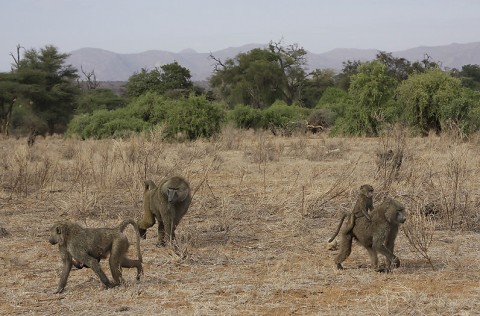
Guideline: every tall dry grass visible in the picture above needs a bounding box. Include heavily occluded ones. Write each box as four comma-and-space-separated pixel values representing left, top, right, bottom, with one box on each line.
1, 128, 479, 315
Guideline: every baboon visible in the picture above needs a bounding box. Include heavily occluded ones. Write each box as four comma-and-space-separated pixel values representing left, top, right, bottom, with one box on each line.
375, 149, 403, 177
48, 219, 143, 293
27, 128, 37, 147
422, 202, 440, 218
334, 198, 406, 272
328, 184, 374, 243
138, 176, 192, 247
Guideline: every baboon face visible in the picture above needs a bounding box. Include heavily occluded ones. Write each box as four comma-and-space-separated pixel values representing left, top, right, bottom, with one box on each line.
167, 188, 179, 202
48, 224, 65, 245
164, 177, 190, 203
385, 201, 407, 225
360, 184, 374, 198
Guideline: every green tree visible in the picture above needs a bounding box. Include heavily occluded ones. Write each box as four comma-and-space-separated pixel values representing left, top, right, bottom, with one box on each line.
125, 67, 161, 98
455, 64, 480, 90
339, 61, 397, 136
125, 61, 193, 98
335, 60, 362, 90
13, 45, 79, 134
268, 41, 310, 105
76, 89, 125, 114
210, 48, 283, 108
302, 69, 336, 108
210, 41, 310, 108
396, 68, 462, 135
375, 51, 413, 81
159, 61, 193, 92
0, 72, 20, 135
315, 87, 349, 117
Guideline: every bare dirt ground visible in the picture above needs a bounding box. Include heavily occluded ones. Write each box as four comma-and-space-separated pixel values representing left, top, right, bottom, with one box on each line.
1, 128, 479, 315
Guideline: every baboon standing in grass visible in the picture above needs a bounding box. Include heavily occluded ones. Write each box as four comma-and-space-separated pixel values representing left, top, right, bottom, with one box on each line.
334, 198, 406, 272
48, 219, 143, 293
375, 149, 403, 178
138, 176, 192, 247
329, 184, 374, 243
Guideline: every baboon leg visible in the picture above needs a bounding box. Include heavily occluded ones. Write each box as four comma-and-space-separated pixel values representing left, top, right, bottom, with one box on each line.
109, 239, 129, 285
366, 248, 379, 268
56, 257, 73, 294
156, 220, 166, 247
120, 257, 143, 280
334, 233, 353, 269
372, 238, 398, 272
160, 206, 177, 245
84, 256, 112, 288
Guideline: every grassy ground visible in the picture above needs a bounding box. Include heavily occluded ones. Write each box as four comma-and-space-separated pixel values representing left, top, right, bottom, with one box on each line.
1, 127, 479, 315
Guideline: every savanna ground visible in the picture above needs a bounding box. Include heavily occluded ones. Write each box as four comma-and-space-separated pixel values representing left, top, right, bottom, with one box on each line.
1, 126, 479, 315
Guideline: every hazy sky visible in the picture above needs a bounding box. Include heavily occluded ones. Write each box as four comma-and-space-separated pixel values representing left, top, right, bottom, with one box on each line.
1, 0, 479, 71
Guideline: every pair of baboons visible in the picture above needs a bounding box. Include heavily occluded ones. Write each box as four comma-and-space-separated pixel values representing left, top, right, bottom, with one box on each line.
48, 176, 192, 293
328, 184, 407, 272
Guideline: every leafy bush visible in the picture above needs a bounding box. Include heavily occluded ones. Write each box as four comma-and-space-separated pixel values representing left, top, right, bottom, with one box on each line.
67, 108, 149, 139
75, 88, 125, 114
307, 108, 337, 129
67, 94, 225, 140
126, 91, 168, 124
260, 100, 308, 135
66, 114, 91, 139
229, 104, 262, 129
316, 87, 349, 117
162, 95, 225, 140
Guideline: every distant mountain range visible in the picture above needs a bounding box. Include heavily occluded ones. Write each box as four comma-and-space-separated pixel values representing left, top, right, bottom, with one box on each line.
66, 42, 480, 82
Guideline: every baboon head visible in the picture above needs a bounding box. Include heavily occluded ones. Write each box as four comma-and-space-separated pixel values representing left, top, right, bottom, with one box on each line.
383, 198, 407, 225
360, 184, 374, 198
48, 223, 67, 246
162, 176, 190, 203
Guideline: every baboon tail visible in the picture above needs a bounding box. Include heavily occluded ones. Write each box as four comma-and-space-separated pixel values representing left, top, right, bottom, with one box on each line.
144, 180, 157, 191
328, 214, 347, 243
118, 219, 143, 263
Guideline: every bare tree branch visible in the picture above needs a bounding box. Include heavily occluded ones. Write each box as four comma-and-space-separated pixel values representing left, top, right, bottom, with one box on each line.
80, 65, 99, 89
209, 53, 225, 72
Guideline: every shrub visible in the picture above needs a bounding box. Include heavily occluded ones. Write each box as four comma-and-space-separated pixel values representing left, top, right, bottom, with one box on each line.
261, 100, 308, 135
67, 94, 225, 141
307, 108, 337, 129
162, 95, 225, 140
229, 104, 262, 129
67, 109, 149, 139
127, 91, 168, 124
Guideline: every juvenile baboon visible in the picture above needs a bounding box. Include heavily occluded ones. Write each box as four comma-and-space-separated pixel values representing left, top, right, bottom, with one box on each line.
48, 219, 143, 293
328, 184, 374, 243
375, 149, 403, 177
334, 198, 406, 272
138, 176, 192, 247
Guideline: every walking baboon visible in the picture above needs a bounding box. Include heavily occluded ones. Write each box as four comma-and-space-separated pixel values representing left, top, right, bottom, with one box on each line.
334, 198, 406, 272
138, 176, 192, 247
48, 219, 143, 293
328, 184, 374, 243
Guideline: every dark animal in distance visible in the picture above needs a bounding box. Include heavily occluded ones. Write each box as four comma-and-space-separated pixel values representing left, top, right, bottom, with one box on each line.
375, 149, 403, 178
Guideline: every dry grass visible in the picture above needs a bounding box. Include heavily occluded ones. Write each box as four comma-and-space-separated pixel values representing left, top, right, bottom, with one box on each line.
1, 128, 479, 315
